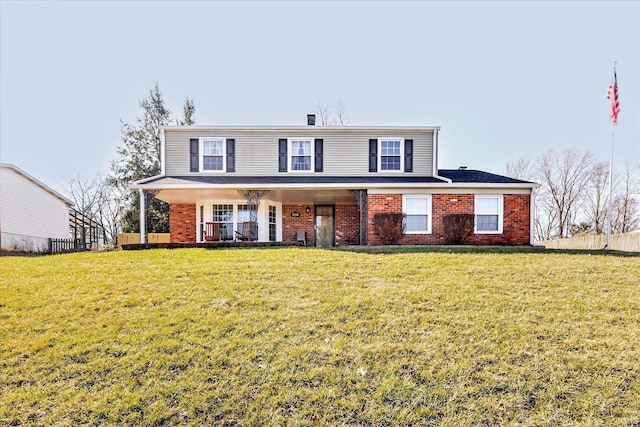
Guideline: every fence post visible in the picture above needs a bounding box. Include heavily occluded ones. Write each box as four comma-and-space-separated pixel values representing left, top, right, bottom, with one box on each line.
48, 238, 52, 254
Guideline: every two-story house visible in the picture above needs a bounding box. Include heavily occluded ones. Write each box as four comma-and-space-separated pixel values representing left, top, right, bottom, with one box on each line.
132, 116, 538, 247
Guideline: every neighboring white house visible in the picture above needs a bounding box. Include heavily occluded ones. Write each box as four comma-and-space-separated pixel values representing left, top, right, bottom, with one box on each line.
0, 164, 72, 252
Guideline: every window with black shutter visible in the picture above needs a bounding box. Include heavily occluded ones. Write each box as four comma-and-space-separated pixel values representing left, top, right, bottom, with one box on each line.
190, 138, 199, 172
404, 139, 413, 172
278, 139, 288, 172
226, 139, 235, 172
314, 139, 323, 172
369, 139, 377, 172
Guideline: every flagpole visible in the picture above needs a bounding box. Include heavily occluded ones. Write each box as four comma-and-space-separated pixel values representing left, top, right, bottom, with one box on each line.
605, 124, 614, 250
604, 62, 619, 250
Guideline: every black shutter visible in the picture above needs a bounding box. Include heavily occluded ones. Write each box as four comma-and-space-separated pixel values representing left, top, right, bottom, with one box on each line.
369, 139, 377, 172
404, 139, 413, 172
278, 139, 288, 172
226, 138, 235, 172
314, 138, 323, 172
190, 138, 199, 172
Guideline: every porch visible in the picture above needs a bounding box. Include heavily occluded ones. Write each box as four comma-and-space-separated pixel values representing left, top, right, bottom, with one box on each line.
138, 185, 368, 248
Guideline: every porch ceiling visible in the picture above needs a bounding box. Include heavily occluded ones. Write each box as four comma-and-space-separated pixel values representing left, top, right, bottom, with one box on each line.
155, 188, 358, 205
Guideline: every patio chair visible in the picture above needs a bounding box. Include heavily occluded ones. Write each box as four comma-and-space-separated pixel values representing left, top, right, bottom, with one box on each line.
235, 221, 255, 242
203, 222, 221, 242
296, 231, 307, 247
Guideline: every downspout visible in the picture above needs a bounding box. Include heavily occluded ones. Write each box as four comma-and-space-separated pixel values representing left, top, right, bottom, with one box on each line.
139, 188, 146, 244
432, 129, 452, 183
160, 127, 166, 176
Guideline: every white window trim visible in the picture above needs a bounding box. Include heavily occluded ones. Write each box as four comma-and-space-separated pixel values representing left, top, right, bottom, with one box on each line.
197, 199, 283, 243
200, 137, 226, 173
402, 194, 432, 234
288, 137, 314, 173
378, 137, 404, 173
474, 195, 504, 234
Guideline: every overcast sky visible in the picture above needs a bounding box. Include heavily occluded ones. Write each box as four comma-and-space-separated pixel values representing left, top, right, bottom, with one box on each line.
1, 0, 638, 194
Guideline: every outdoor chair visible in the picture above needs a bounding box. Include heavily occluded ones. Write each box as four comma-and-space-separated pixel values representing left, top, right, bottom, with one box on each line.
203, 222, 221, 242
296, 231, 307, 247
235, 221, 256, 242
345, 230, 360, 245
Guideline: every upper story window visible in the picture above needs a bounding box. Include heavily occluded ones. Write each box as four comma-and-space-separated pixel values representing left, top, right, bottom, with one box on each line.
201, 137, 226, 172
379, 138, 404, 171
289, 138, 313, 172
475, 195, 503, 233
403, 195, 432, 234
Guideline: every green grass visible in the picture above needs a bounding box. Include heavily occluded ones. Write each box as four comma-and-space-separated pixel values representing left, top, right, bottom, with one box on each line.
1, 248, 639, 426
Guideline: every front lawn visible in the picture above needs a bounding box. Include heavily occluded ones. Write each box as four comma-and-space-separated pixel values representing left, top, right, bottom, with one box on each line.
1, 248, 638, 425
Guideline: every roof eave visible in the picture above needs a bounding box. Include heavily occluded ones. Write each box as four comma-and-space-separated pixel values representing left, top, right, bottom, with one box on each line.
131, 181, 539, 191
161, 125, 441, 132
1, 163, 74, 206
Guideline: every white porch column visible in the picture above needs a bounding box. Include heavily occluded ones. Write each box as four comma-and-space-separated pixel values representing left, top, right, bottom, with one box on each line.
530, 188, 536, 246
139, 188, 146, 244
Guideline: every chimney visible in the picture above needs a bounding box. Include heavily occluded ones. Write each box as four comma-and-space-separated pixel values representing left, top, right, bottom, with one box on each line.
307, 114, 316, 126
458, 166, 468, 170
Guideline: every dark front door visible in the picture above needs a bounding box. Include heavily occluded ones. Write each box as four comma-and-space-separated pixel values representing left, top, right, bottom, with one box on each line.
315, 205, 335, 248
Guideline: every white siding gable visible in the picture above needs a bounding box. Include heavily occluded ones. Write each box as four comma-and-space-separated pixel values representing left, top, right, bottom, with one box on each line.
0, 165, 70, 242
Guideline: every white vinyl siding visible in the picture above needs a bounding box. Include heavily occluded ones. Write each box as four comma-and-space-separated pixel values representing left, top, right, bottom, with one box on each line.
403, 195, 432, 234
475, 195, 503, 233
0, 166, 70, 251
164, 129, 434, 176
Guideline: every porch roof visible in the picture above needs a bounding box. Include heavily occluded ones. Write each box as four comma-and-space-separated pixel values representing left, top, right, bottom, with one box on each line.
133, 175, 448, 188
132, 169, 537, 190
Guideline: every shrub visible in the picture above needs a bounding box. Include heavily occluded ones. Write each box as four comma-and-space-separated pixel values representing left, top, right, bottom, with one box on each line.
373, 213, 406, 245
443, 214, 475, 244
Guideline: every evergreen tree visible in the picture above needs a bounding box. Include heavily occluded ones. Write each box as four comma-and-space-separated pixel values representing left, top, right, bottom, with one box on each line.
109, 82, 195, 233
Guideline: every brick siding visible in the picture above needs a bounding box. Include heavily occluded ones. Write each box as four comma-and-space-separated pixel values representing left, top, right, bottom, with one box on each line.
335, 204, 360, 246
169, 204, 196, 243
282, 205, 315, 246
170, 194, 530, 246
367, 193, 531, 246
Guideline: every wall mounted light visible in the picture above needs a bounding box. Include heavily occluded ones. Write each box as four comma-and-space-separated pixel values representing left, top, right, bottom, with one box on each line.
305, 206, 311, 213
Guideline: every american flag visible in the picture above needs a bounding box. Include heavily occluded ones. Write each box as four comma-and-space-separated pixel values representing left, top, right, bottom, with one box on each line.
606, 68, 620, 125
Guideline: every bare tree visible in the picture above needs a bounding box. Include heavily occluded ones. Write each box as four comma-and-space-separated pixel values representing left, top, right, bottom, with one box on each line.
535, 149, 595, 239
610, 161, 640, 233
505, 150, 640, 241
502, 157, 535, 181
584, 161, 610, 234
66, 171, 123, 243
315, 100, 350, 126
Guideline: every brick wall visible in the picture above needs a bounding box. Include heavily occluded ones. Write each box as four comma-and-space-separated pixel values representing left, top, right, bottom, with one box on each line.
367, 193, 531, 246
282, 205, 315, 246
367, 194, 403, 246
335, 204, 359, 246
169, 204, 197, 243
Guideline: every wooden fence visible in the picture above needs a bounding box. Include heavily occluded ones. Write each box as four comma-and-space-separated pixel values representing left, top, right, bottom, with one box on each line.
542, 231, 640, 252
118, 233, 170, 248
